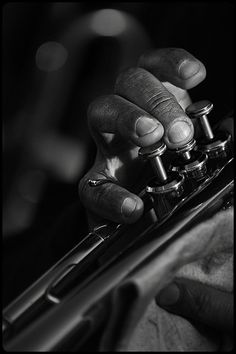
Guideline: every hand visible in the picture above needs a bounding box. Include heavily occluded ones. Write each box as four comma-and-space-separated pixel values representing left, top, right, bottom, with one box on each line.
79, 48, 207, 228
155, 278, 233, 334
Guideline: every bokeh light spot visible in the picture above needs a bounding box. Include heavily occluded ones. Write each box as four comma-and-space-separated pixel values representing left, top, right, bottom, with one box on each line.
35, 41, 68, 72
90, 9, 127, 36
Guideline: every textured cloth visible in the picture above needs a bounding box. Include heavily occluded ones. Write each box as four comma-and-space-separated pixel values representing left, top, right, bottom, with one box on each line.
100, 207, 233, 351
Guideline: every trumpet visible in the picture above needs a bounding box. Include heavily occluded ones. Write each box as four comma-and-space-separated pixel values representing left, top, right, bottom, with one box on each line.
3, 100, 234, 351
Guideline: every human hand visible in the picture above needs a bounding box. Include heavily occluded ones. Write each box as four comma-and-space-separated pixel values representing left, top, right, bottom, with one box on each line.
155, 278, 233, 334
79, 48, 207, 228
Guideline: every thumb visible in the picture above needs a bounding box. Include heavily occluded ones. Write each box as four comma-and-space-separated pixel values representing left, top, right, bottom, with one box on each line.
155, 278, 233, 334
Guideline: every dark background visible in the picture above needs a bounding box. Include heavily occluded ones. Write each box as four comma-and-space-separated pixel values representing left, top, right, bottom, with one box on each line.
2, 2, 234, 306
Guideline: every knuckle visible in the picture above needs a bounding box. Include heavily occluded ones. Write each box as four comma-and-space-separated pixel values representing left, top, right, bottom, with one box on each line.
87, 95, 106, 119
147, 91, 175, 116
115, 67, 148, 93
87, 94, 116, 129
78, 172, 114, 210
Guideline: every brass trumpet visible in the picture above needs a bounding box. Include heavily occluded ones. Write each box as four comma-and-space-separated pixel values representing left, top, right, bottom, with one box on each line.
3, 100, 234, 351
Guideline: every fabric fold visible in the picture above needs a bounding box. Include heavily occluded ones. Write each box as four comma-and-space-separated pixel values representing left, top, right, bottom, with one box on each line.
100, 207, 233, 351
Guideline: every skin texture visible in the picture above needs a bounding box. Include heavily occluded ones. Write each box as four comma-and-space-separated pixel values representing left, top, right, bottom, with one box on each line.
79, 48, 206, 226
155, 278, 233, 334
79, 48, 233, 334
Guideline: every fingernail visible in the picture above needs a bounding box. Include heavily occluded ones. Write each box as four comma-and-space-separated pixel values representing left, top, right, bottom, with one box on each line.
121, 197, 137, 218
156, 283, 180, 307
167, 120, 193, 144
179, 60, 200, 80
136, 117, 159, 137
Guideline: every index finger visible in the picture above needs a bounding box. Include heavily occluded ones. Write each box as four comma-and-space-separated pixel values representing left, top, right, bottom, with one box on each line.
138, 48, 206, 90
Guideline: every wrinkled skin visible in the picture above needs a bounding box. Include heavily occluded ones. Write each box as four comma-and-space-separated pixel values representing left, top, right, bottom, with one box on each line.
79, 48, 233, 334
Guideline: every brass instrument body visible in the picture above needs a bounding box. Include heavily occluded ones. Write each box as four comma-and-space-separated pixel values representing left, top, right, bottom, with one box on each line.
2, 120, 234, 350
